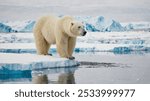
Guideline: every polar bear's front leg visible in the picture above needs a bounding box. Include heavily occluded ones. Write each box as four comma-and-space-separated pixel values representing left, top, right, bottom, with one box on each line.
68, 37, 76, 59
57, 43, 69, 58
56, 35, 70, 58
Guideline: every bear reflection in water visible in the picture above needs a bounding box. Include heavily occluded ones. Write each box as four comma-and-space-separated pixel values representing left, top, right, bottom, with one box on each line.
32, 72, 75, 84
31, 61, 122, 84
32, 74, 48, 84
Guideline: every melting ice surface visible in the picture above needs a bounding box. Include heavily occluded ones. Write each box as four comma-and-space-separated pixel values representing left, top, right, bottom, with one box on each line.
1, 52, 150, 84
0, 32, 150, 53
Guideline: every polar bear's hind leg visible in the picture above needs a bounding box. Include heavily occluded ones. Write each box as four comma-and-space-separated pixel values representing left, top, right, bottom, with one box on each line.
34, 32, 50, 55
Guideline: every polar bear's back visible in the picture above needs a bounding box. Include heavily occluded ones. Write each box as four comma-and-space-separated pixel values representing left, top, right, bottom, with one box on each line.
33, 15, 59, 44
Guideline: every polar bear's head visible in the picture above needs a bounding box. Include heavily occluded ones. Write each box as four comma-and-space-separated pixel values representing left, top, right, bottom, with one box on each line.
62, 16, 87, 37
70, 21, 87, 37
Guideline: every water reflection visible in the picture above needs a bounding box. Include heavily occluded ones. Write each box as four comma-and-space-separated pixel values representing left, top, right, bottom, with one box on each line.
32, 67, 77, 84
31, 61, 127, 84
0, 61, 130, 84
58, 72, 75, 84
0, 70, 32, 84
32, 74, 48, 84
32, 72, 75, 84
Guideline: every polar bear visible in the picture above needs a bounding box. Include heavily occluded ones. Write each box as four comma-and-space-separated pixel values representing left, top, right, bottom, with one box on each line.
33, 15, 87, 59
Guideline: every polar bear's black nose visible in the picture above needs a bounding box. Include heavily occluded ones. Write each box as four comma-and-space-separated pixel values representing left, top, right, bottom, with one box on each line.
83, 31, 87, 36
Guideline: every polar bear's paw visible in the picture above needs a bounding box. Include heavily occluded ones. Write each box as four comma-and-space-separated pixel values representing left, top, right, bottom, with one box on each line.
48, 53, 53, 56
68, 56, 75, 60
43, 53, 52, 56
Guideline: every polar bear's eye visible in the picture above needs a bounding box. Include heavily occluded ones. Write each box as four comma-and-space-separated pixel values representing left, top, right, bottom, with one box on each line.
71, 23, 74, 26
78, 26, 81, 29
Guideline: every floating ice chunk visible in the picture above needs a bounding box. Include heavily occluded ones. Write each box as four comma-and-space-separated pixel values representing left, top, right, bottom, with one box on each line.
0, 53, 79, 71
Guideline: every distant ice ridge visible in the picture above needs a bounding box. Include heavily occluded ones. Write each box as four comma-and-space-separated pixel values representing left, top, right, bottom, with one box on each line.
77, 16, 125, 32
0, 23, 17, 33
123, 22, 150, 31
2, 20, 35, 32
21, 21, 35, 32
0, 16, 150, 33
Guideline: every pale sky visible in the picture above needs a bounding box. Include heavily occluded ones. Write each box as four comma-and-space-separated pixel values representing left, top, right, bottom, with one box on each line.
0, 0, 150, 22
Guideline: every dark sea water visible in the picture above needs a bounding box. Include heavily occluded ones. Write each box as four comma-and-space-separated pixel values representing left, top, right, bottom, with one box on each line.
0, 52, 150, 84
